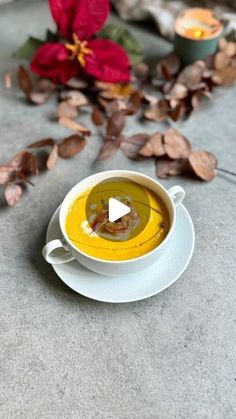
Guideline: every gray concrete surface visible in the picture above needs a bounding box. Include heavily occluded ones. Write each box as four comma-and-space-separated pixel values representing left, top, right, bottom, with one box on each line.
0, 1, 235, 418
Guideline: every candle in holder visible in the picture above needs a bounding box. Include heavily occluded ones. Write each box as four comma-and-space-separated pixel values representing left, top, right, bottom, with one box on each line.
174, 8, 223, 65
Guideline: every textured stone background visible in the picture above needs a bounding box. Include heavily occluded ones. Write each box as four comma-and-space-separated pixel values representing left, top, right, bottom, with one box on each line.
0, 1, 235, 418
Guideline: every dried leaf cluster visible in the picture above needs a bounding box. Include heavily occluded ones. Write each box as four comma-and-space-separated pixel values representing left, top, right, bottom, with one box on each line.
17, 66, 56, 105
0, 135, 87, 206
96, 112, 217, 181
145, 37, 236, 122
4, 37, 236, 207
15, 36, 236, 126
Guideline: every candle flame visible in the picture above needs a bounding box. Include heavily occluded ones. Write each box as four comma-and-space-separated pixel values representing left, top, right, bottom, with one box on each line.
194, 28, 204, 38
182, 27, 208, 39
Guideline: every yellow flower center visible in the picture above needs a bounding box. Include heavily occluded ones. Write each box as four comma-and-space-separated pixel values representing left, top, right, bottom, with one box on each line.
66, 34, 92, 67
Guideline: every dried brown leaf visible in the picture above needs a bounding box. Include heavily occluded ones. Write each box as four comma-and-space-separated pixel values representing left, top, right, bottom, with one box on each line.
163, 80, 175, 94
169, 99, 179, 110
161, 64, 172, 81
166, 83, 188, 100
99, 90, 120, 100
4, 70, 13, 89
203, 54, 215, 70
58, 101, 78, 119
58, 135, 86, 158
212, 67, 236, 86
231, 56, 236, 67
66, 78, 88, 89
191, 91, 204, 111
10, 151, 39, 176
203, 89, 213, 100
91, 106, 104, 126
202, 73, 215, 92
95, 81, 114, 90
214, 52, 230, 70
97, 97, 111, 110
128, 91, 143, 114
133, 62, 149, 80
97, 140, 120, 160
98, 97, 118, 113
36, 78, 56, 93
156, 158, 187, 179
61, 90, 89, 107
18, 172, 34, 186
177, 63, 203, 88
18, 68, 53, 104
121, 134, 150, 160
202, 69, 215, 79
17, 65, 33, 97
195, 60, 207, 70
188, 150, 217, 181
46, 144, 58, 170
168, 101, 186, 121
27, 138, 55, 148
106, 111, 126, 139
59, 117, 91, 135
5, 183, 22, 206
139, 132, 165, 157
144, 100, 169, 122
224, 42, 236, 57
156, 53, 181, 78
9, 151, 29, 169
29, 91, 50, 105
143, 94, 158, 106
164, 128, 191, 159
189, 81, 208, 92
218, 38, 228, 51
104, 99, 127, 116
0, 165, 16, 185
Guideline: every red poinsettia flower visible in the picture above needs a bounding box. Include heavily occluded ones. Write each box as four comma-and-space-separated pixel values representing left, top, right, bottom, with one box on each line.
31, 0, 131, 84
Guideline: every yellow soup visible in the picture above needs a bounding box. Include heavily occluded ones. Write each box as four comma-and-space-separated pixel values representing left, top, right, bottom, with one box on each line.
66, 180, 170, 261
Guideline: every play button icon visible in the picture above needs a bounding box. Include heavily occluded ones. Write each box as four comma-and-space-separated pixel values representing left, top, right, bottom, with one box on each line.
85, 176, 151, 242
108, 198, 131, 223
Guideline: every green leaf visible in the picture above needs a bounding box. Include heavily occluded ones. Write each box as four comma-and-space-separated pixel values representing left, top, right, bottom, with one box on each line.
98, 24, 143, 65
13, 36, 44, 60
46, 29, 59, 42
226, 30, 236, 42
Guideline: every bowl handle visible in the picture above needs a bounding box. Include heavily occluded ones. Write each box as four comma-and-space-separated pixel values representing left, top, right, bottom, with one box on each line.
168, 186, 185, 207
42, 239, 75, 264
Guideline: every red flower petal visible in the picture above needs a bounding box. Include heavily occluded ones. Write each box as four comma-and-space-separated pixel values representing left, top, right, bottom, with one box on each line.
73, 0, 110, 40
85, 39, 130, 83
49, 0, 78, 39
49, 0, 110, 40
31, 43, 78, 84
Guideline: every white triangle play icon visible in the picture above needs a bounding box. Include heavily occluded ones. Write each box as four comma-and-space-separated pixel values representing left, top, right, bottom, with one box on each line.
108, 198, 131, 223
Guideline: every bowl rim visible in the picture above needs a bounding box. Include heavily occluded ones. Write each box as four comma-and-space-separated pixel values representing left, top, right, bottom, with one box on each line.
59, 170, 177, 264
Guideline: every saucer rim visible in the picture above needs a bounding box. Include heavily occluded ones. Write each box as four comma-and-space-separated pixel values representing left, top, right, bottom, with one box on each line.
46, 203, 195, 303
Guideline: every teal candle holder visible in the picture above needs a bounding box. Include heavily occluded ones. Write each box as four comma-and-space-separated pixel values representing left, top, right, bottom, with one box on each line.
174, 8, 223, 66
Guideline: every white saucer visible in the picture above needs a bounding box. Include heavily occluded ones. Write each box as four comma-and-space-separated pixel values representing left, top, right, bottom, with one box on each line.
46, 204, 195, 303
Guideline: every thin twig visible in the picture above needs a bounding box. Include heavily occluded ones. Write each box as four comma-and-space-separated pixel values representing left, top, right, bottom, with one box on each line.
217, 167, 236, 177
